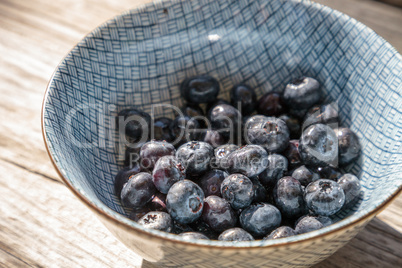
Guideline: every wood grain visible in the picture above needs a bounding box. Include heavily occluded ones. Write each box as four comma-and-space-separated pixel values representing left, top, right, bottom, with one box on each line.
0, 0, 400, 267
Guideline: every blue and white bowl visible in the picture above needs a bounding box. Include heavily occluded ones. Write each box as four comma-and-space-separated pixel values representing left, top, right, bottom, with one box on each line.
42, 0, 402, 267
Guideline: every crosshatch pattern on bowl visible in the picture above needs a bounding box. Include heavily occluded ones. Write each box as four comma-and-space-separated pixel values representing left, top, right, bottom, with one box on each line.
43, 0, 401, 238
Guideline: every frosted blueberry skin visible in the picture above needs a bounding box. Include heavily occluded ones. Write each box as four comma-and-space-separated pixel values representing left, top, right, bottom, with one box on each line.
283, 77, 322, 109
299, 124, 338, 167
258, 154, 288, 188
226, 145, 269, 178
152, 156, 185, 194
338, 173, 361, 207
304, 179, 345, 216
214, 144, 239, 170
166, 180, 205, 224
264, 226, 297, 240
334, 127, 361, 166
153, 117, 174, 142
283, 140, 302, 169
176, 141, 214, 176
202, 196, 237, 232
274, 176, 307, 219
221, 174, 255, 210
230, 84, 257, 116
291, 165, 320, 187
295, 215, 333, 228
138, 211, 173, 233
120, 172, 157, 208
198, 169, 228, 197
303, 103, 339, 129
245, 116, 290, 153
179, 232, 210, 241
180, 75, 220, 104
140, 140, 176, 170
117, 108, 152, 142
209, 104, 242, 139
239, 203, 282, 237
295, 216, 324, 234
279, 114, 301, 139
114, 166, 141, 197
257, 92, 287, 116
169, 116, 200, 147
218, 228, 255, 242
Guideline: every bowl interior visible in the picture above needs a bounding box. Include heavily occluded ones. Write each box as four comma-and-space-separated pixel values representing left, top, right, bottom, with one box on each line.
43, 0, 402, 244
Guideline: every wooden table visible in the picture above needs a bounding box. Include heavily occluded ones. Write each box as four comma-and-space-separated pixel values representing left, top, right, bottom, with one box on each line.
0, 0, 401, 267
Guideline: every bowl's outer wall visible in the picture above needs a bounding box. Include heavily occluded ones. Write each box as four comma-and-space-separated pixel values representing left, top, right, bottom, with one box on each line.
43, 0, 402, 266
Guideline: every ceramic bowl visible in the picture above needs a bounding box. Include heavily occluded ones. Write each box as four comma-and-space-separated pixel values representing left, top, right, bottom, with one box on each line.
42, 0, 402, 267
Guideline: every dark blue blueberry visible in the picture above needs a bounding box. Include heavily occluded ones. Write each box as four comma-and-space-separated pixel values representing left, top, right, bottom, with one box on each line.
294, 215, 333, 228
121, 172, 157, 208
274, 177, 307, 219
140, 140, 176, 170
250, 177, 269, 203
221, 174, 254, 210
303, 103, 338, 129
226, 145, 268, 178
138, 211, 173, 232
152, 117, 174, 142
179, 232, 210, 241
245, 116, 290, 153
166, 180, 205, 224
299, 124, 338, 167
202, 196, 237, 232
181, 103, 207, 128
279, 114, 301, 139
198, 169, 228, 197
295, 216, 323, 234
117, 108, 151, 142
283, 140, 302, 169
257, 92, 287, 116
313, 166, 342, 181
239, 203, 282, 237
181, 75, 220, 104
291, 165, 320, 187
152, 156, 185, 194
114, 166, 141, 197
334, 127, 361, 166
214, 144, 239, 170
176, 141, 214, 176
283, 77, 321, 109
199, 130, 227, 148
206, 98, 231, 115
170, 116, 200, 147
258, 154, 288, 188
304, 179, 345, 216
209, 104, 241, 139
218, 228, 255, 242
230, 84, 257, 116
338, 174, 361, 207
264, 226, 297, 240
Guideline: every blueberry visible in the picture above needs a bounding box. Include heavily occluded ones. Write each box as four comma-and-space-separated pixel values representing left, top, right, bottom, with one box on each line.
214, 144, 239, 170
181, 103, 207, 128
283, 77, 321, 109
129, 206, 151, 222
291, 165, 320, 187
295, 216, 323, 234
283, 140, 302, 169
334, 127, 361, 166
218, 228, 255, 242
294, 215, 333, 227
226, 145, 268, 178
206, 98, 231, 114
114, 166, 141, 198
152, 156, 185, 194
198, 169, 228, 197
199, 130, 227, 148
338, 173, 361, 207
121, 172, 157, 208
257, 92, 287, 116
303, 103, 338, 129
299, 124, 338, 167
202, 196, 237, 232
250, 177, 269, 203
245, 116, 290, 153
149, 192, 167, 212
209, 104, 241, 139
170, 116, 200, 147
258, 154, 288, 188
166, 180, 205, 224
117, 108, 151, 142
274, 176, 307, 219
304, 179, 345, 216
264, 226, 297, 240
239, 203, 282, 237
152, 117, 174, 142
313, 166, 342, 181
140, 140, 176, 170
181, 75, 220, 104
176, 141, 214, 176
221, 174, 254, 210
279, 114, 301, 139
179, 232, 210, 241
230, 84, 257, 116
138, 211, 173, 232
288, 107, 308, 120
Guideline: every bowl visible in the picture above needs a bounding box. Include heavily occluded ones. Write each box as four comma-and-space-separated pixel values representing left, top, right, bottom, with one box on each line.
42, 0, 402, 267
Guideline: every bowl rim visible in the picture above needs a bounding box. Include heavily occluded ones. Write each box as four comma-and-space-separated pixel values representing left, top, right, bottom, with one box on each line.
41, 0, 402, 248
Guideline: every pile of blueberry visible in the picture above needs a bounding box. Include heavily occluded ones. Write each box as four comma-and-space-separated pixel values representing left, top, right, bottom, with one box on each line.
114, 75, 362, 242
